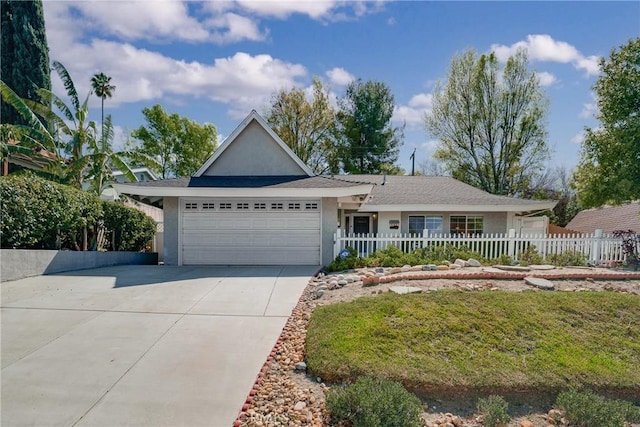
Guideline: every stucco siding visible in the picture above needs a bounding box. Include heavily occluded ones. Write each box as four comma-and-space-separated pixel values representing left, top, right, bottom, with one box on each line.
377, 212, 401, 234
202, 121, 307, 176
163, 197, 179, 265
321, 198, 338, 266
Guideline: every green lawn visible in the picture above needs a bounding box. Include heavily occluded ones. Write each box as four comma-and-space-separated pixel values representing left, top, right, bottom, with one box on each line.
306, 291, 640, 393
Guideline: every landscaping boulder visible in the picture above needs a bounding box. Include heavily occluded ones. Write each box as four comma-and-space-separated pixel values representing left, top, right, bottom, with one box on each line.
389, 286, 422, 295
524, 276, 555, 290
468, 258, 482, 267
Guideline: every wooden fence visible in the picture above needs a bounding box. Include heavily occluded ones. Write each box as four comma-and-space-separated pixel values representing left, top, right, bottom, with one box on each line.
333, 229, 632, 264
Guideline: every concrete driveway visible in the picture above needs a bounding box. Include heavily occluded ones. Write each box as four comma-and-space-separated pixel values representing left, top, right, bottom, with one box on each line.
1, 265, 316, 427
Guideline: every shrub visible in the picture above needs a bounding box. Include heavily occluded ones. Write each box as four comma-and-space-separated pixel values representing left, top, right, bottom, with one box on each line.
0, 173, 102, 249
325, 376, 423, 427
102, 200, 157, 252
518, 244, 543, 266
612, 230, 640, 270
477, 395, 510, 427
556, 390, 640, 427
547, 250, 588, 267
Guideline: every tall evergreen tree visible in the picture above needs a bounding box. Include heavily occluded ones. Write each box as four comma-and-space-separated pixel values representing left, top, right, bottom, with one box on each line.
1, 0, 51, 127
336, 79, 403, 174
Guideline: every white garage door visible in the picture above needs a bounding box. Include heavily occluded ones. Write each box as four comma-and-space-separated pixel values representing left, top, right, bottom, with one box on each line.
181, 198, 321, 265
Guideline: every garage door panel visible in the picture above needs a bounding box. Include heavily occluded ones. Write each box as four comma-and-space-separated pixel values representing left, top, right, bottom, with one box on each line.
181, 199, 321, 265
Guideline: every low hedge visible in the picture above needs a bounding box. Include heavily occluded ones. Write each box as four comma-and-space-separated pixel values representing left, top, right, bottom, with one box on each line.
0, 173, 156, 251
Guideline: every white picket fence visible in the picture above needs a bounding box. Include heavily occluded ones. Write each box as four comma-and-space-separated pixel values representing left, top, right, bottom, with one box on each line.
333, 229, 632, 264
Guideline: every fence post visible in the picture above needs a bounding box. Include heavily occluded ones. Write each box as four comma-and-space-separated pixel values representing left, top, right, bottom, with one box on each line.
507, 228, 516, 259
333, 229, 341, 258
591, 229, 603, 264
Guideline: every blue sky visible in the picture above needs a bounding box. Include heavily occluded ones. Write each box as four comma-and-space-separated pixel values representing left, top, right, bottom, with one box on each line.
42, 1, 640, 174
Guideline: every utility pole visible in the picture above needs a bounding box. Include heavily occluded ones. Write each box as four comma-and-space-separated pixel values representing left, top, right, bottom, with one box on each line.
410, 148, 416, 176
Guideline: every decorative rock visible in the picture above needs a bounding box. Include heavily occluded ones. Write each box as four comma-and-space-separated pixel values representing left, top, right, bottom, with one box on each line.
449, 263, 461, 269
436, 265, 449, 270
390, 267, 402, 274
482, 267, 505, 273
389, 286, 422, 295
401, 264, 411, 272
337, 280, 348, 287
454, 258, 468, 267
410, 265, 423, 271
524, 276, 555, 290
317, 285, 327, 291
375, 267, 385, 273
336, 274, 345, 280
494, 264, 531, 272
293, 401, 306, 411
529, 264, 555, 270
520, 420, 534, 427
346, 276, 355, 283
467, 258, 482, 267
423, 264, 437, 271
315, 289, 324, 298
328, 280, 339, 289
294, 361, 307, 372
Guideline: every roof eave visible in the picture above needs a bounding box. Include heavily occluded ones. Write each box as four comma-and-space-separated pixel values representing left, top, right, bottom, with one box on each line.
112, 183, 374, 199
358, 201, 557, 213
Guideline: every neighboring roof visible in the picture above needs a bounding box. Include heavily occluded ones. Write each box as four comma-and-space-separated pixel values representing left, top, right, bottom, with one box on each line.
566, 201, 640, 234
112, 167, 159, 181
194, 110, 314, 177
338, 175, 557, 213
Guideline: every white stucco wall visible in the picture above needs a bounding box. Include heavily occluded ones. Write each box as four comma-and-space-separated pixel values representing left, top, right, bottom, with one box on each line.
163, 197, 180, 265
377, 212, 402, 234
321, 198, 338, 265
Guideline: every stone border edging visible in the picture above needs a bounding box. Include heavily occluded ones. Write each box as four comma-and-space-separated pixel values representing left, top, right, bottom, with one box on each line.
233, 273, 318, 426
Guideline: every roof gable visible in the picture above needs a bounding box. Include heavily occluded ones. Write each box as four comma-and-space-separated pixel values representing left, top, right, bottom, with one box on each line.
195, 110, 313, 177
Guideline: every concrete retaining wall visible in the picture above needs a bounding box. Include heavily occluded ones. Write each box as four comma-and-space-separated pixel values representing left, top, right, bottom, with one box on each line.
0, 250, 158, 282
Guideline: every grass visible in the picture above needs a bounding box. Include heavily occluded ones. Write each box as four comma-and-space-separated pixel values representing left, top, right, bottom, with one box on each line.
306, 290, 640, 393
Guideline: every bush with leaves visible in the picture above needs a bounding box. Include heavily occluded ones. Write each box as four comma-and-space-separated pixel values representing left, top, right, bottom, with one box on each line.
101, 201, 157, 251
477, 395, 511, 427
0, 173, 102, 249
612, 229, 640, 270
556, 390, 640, 427
517, 244, 543, 266
547, 250, 588, 267
325, 376, 423, 427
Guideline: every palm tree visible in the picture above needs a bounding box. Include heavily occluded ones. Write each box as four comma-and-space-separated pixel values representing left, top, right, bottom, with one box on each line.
90, 72, 115, 138
1, 62, 135, 188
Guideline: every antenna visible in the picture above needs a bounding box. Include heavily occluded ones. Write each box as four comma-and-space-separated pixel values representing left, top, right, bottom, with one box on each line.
410, 148, 416, 176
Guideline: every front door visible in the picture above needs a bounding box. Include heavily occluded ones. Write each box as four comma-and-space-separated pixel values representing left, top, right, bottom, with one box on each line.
353, 216, 370, 234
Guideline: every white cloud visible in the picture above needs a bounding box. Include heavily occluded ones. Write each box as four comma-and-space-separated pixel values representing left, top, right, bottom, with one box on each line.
536, 71, 557, 87
226, 0, 387, 21
326, 67, 355, 86
571, 130, 585, 145
579, 93, 599, 118
392, 93, 433, 124
491, 34, 601, 76
43, 3, 307, 116
70, 1, 211, 42
207, 12, 269, 44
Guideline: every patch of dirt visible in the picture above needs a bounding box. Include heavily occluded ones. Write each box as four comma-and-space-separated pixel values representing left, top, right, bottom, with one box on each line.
239, 266, 640, 427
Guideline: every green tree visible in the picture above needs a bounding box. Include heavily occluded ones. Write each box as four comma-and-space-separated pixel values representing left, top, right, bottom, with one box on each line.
1, 0, 51, 127
573, 38, 640, 208
336, 79, 403, 174
131, 104, 217, 178
266, 77, 338, 174
91, 72, 115, 137
1, 62, 135, 188
425, 48, 549, 196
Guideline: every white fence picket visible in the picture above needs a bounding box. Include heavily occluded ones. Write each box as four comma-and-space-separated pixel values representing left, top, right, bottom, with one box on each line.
333, 229, 635, 264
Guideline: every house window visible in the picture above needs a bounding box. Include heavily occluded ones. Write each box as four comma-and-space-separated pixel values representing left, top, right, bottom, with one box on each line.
185, 202, 198, 210
450, 215, 483, 235
237, 203, 249, 210
271, 203, 283, 210
254, 203, 266, 210
202, 203, 215, 210
305, 202, 318, 210
408, 216, 443, 234
288, 202, 301, 210
219, 203, 232, 210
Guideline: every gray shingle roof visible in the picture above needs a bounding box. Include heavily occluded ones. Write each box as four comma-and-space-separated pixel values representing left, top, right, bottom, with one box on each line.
124, 175, 370, 189
338, 175, 551, 207
566, 201, 640, 233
